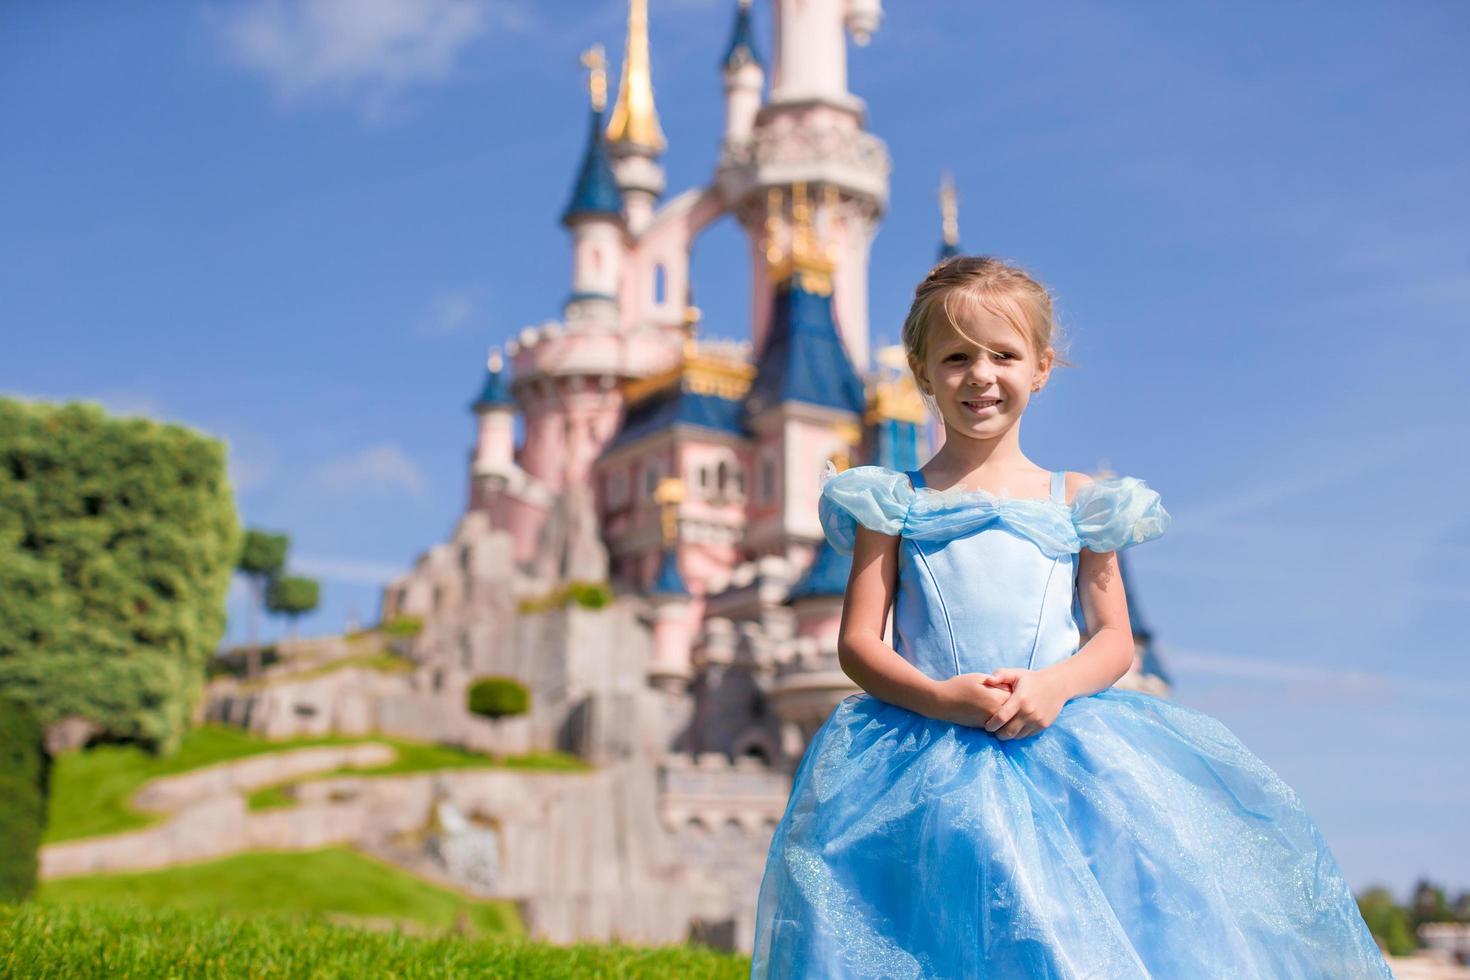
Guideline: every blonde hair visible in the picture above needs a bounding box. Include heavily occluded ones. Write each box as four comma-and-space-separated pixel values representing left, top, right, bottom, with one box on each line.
901, 256, 1074, 398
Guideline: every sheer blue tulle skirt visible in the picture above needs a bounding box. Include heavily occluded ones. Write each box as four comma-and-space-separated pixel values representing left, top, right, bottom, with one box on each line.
750, 688, 1392, 979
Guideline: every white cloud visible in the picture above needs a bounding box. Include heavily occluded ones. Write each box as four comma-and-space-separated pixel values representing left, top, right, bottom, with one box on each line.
212, 0, 511, 120
308, 443, 427, 499
293, 553, 408, 585
416, 285, 484, 337
1160, 644, 1470, 704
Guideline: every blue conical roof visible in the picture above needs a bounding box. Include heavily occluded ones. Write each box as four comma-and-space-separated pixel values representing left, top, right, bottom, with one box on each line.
561, 107, 623, 226
723, 1, 763, 70
788, 537, 851, 602
744, 275, 866, 420
1118, 549, 1170, 685
471, 360, 514, 411
650, 547, 690, 597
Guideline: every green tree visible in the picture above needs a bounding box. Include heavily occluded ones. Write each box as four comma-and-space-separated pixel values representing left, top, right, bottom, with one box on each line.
0, 398, 240, 754
467, 677, 531, 721
1358, 886, 1417, 956
236, 530, 287, 678
266, 575, 320, 639
0, 693, 47, 902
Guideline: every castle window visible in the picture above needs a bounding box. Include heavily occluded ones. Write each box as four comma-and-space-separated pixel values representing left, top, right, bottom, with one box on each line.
759, 455, 776, 503
644, 462, 661, 498
608, 469, 627, 507
653, 263, 667, 305
717, 460, 731, 496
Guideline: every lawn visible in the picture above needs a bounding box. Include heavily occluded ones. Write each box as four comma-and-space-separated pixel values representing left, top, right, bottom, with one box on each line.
38, 846, 521, 938
244, 743, 589, 811
44, 724, 589, 843
1, 902, 749, 978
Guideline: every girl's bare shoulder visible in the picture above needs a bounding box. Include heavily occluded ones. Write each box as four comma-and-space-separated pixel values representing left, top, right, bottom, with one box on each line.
1061, 470, 1097, 506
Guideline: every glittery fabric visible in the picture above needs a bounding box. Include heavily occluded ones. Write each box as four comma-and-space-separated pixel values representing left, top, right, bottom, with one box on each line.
750, 465, 1393, 979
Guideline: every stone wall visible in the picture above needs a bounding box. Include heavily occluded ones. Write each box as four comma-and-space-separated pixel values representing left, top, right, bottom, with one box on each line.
41, 759, 727, 947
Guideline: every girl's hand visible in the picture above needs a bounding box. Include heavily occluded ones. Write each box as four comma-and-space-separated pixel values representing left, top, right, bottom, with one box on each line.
981, 668, 1069, 740
927, 673, 1015, 729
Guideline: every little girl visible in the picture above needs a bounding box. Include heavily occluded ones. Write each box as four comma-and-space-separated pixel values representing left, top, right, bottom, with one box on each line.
749, 256, 1393, 979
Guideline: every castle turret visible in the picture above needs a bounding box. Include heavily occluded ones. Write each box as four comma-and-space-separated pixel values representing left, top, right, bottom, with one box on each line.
717, 0, 889, 372
469, 349, 517, 509
938, 170, 961, 261
722, 0, 764, 144
743, 184, 866, 563
648, 477, 694, 692
605, 0, 666, 234
563, 45, 627, 332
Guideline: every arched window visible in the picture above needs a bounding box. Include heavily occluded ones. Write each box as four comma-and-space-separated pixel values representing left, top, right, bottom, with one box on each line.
653, 263, 667, 305
717, 459, 731, 495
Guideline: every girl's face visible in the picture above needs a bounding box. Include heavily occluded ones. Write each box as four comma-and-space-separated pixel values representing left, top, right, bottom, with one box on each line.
911, 304, 1053, 442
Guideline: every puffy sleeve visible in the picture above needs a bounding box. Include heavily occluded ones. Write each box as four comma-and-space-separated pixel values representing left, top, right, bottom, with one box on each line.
1071, 476, 1171, 552
817, 463, 915, 554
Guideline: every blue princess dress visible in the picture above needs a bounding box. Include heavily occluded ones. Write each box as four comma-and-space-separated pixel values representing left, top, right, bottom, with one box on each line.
750, 465, 1392, 980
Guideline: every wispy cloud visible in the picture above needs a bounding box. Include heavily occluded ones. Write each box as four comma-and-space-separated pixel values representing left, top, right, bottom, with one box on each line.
1178, 430, 1438, 531
307, 443, 427, 499
210, 0, 526, 121
294, 553, 407, 585
1161, 644, 1470, 704
415, 285, 484, 337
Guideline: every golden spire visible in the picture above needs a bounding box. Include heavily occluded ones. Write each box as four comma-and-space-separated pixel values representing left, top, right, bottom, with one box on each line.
581, 44, 607, 112
766, 181, 836, 295
939, 170, 960, 250
606, 0, 666, 153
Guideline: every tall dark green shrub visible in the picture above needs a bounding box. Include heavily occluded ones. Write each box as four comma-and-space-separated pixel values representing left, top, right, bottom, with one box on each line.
237, 529, 288, 678
467, 677, 531, 720
266, 575, 320, 638
0, 399, 241, 754
0, 693, 47, 902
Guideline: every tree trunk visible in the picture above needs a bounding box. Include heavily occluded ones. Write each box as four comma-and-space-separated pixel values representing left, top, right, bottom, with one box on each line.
246, 576, 263, 680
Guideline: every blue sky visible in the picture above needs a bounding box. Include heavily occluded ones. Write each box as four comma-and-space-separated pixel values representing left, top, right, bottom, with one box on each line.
3, 1, 1466, 897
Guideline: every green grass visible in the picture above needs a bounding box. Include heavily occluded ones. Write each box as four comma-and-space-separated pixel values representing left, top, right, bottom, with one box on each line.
44, 725, 359, 843
286, 649, 417, 681
38, 847, 522, 938
1, 904, 749, 978
243, 745, 591, 811
45, 725, 591, 843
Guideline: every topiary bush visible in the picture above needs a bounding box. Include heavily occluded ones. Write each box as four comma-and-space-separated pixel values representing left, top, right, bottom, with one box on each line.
466, 677, 531, 721
0, 692, 47, 902
381, 615, 424, 638
0, 398, 242, 754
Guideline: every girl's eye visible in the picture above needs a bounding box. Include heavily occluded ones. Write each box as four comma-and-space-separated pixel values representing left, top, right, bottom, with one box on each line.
944, 353, 966, 363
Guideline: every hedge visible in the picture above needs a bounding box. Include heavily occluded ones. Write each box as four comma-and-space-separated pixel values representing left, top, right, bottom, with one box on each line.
467, 676, 531, 720
0, 692, 47, 901
0, 398, 241, 754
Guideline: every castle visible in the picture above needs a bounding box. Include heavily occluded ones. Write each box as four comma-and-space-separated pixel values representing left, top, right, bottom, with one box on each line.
366, 0, 1170, 949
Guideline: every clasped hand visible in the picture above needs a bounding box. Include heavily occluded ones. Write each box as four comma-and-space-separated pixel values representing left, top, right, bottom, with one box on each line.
930, 668, 1068, 740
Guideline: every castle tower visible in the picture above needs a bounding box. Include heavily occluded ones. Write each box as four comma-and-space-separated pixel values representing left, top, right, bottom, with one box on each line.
742, 184, 866, 563
605, 0, 667, 235
722, 0, 764, 144
468, 348, 517, 510
563, 45, 627, 334
647, 477, 695, 692
938, 169, 961, 261
716, 0, 889, 372
509, 51, 631, 498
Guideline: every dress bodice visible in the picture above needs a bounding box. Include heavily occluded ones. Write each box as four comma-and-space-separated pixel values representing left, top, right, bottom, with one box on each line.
818, 463, 1171, 679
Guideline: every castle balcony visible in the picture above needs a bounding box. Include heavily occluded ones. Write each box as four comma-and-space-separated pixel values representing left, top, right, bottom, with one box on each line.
716, 122, 890, 214
765, 645, 858, 742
